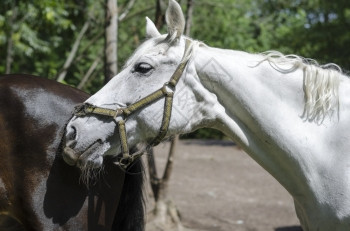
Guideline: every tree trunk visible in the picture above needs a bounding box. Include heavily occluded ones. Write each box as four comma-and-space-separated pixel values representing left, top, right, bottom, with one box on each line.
146, 1, 195, 230
56, 21, 90, 82
104, 0, 118, 83
118, 0, 136, 21
147, 136, 188, 231
77, 55, 101, 90
146, 0, 193, 231
184, 0, 193, 36
155, 0, 166, 29
5, 2, 17, 74
148, 136, 178, 202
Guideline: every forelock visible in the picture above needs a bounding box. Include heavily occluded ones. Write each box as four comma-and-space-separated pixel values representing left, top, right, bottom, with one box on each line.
124, 35, 181, 68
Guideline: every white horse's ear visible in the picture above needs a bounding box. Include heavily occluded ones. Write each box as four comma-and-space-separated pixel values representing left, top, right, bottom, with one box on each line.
165, 0, 185, 39
146, 17, 161, 38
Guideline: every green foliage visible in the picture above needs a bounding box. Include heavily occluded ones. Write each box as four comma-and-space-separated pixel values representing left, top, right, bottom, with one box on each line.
0, 0, 349, 139
258, 0, 350, 70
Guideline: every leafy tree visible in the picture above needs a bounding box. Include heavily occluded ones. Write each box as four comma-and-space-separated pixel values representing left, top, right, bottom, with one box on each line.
258, 0, 350, 71
1, 0, 349, 138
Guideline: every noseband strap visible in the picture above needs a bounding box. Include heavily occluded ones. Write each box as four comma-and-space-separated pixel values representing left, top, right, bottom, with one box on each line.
74, 39, 193, 169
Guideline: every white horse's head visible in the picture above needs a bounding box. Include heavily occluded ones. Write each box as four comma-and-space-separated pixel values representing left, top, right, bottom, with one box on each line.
63, 0, 220, 169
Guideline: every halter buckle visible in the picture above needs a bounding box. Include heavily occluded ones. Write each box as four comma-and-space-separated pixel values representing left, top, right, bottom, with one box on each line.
74, 103, 92, 117
117, 155, 133, 169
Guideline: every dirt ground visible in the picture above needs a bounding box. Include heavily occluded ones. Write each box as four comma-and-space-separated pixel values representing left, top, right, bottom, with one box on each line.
145, 140, 303, 231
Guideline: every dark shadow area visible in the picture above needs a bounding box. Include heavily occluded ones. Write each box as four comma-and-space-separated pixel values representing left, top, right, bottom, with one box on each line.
181, 127, 228, 140
44, 155, 87, 225
0, 214, 26, 231
182, 139, 236, 146
275, 226, 303, 231
44, 155, 126, 230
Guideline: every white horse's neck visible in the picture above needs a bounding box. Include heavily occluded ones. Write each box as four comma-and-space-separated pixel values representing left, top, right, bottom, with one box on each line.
194, 45, 308, 194
192, 45, 350, 230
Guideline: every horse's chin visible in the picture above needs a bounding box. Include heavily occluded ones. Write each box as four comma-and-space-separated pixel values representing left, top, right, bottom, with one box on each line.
77, 155, 103, 169
78, 156, 105, 186
62, 141, 109, 169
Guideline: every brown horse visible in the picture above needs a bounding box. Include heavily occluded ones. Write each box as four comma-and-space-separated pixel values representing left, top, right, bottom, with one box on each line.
0, 74, 145, 231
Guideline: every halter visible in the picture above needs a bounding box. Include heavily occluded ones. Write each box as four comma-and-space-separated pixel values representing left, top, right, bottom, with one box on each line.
73, 39, 193, 169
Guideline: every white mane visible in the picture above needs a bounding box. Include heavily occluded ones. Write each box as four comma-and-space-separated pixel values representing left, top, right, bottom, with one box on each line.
259, 51, 342, 123
126, 35, 342, 124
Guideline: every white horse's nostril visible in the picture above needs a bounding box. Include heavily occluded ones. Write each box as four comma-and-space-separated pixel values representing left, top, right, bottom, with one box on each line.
66, 140, 77, 148
66, 125, 77, 141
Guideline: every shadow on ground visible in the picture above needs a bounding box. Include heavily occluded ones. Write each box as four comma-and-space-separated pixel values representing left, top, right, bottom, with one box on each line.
275, 226, 303, 231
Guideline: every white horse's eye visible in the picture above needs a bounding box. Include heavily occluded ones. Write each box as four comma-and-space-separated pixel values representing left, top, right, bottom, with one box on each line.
134, 62, 153, 74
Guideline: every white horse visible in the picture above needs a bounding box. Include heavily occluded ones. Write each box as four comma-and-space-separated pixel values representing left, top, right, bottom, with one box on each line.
63, 0, 350, 230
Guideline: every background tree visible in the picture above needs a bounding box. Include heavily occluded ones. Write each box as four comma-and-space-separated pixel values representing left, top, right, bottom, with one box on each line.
104, 0, 118, 83
146, 1, 186, 230
146, 1, 198, 230
2, 0, 349, 93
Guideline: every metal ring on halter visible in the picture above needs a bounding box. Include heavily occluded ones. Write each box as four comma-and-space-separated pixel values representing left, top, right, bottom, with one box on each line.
162, 82, 176, 96
118, 153, 132, 169
113, 108, 126, 123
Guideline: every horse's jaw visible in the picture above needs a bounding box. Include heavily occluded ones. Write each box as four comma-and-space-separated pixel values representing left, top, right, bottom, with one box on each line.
62, 116, 117, 169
